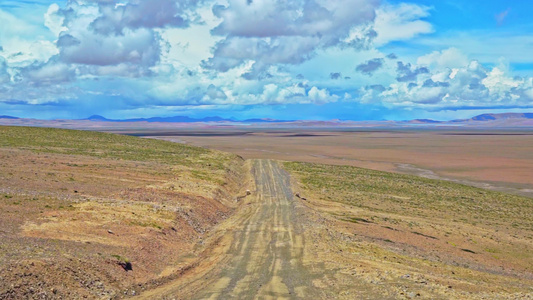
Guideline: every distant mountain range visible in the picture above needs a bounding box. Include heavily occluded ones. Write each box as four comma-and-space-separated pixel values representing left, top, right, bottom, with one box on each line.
469, 113, 533, 121
83, 113, 533, 123
1, 112, 532, 125
0, 115, 19, 119
84, 115, 289, 123
403, 113, 533, 124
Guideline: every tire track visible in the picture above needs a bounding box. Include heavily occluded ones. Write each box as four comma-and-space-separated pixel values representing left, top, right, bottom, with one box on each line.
136, 160, 315, 299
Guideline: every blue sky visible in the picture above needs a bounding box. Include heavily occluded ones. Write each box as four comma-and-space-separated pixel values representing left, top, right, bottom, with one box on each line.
0, 0, 532, 120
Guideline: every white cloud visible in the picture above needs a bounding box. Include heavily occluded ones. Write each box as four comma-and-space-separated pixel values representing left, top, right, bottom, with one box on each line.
413, 33, 533, 65
44, 3, 67, 36
482, 67, 520, 98
0, 9, 58, 66
525, 88, 533, 100
373, 3, 433, 46
0, 56, 10, 84
89, 0, 200, 35
159, 5, 222, 69
359, 59, 533, 109
204, 0, 379, 77
3, 0, 533, 115
22, 60, 74, 85
417, 47, 469, 69
308, 86, 336, 103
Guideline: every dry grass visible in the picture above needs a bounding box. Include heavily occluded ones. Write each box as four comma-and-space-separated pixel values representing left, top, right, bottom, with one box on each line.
0, 126, 247, 299
284, 161, 533, 298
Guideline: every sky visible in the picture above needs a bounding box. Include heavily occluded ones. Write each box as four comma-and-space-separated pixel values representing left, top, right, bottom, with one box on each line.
0, 0, 533, 120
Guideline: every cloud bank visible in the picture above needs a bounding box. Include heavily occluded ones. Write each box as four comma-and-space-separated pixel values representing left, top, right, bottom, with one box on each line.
0, 0, 532, 119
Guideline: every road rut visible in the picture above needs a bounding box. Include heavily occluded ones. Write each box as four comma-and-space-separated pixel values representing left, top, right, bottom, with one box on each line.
137, 159, 315, 299
196, 159, 313, 299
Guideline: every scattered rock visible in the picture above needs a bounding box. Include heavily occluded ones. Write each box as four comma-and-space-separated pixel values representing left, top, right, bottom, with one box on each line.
119, 261, 133, 271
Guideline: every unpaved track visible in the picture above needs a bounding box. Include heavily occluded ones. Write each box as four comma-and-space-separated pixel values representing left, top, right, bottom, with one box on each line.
138, 159, 315, 299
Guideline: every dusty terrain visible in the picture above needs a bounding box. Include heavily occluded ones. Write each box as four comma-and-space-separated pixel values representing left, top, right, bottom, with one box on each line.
136, 128, 533, 197
137, 160, 315, 299
134, 160, 533, 299
0, 126, 248, 298
1, 126, 532, 299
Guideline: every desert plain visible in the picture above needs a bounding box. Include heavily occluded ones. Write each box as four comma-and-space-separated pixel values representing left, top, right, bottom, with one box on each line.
0, 124, 532, 299
127, 127, 533, 197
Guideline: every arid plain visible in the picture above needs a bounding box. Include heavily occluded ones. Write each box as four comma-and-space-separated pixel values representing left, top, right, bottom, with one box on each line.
129, 127, 533, 197
1, 125, 532, 299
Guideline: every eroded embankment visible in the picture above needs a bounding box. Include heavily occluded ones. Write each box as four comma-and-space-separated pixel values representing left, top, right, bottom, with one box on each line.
0, 126, 249, 299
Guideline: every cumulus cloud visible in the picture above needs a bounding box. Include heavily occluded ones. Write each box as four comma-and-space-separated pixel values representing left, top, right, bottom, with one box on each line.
57, 29, 160, 71
245, 83, 337, 104
373, 3, 433, 46
20, 58, 75, 86
3, 0, 532, 116
356, 58, 384, 76
417, 47, 469, 69
0, 0, 209, 105
204, 0, 379, 77
205, 84, 227, 100
44, 3, 67, 36
50, 2, 167, 74
360, 59, 533, 108
0, 56, 10, 84
89, 0, 200, 35
396, 61, 429, 82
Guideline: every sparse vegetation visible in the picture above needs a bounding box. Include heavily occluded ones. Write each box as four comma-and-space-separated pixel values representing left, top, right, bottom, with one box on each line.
284, 160, 533, 297
2, 125, 532, 299
284, 161, 533, 229
0, 126, 247, 299
111, 255, 133, 271
0, 126, 234, 169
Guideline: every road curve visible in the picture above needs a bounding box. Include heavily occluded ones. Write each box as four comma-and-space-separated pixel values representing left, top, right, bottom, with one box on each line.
137, 159, 316, 299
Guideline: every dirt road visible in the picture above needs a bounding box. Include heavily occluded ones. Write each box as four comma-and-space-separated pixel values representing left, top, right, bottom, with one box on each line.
138, 159, 316, 299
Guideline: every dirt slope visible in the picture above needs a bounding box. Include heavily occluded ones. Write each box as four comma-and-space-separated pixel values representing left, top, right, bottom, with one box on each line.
0, 126, 247, 299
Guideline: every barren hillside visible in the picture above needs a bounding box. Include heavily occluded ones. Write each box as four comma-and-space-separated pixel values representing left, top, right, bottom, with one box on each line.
0, 126, 248, 298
